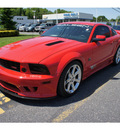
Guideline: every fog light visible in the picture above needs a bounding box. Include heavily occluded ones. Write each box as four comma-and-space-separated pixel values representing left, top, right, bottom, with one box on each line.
22, 68, 27, 72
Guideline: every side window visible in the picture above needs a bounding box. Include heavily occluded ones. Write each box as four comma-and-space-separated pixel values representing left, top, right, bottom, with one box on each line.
93, 25, 110, 38
111, 28, 117, 36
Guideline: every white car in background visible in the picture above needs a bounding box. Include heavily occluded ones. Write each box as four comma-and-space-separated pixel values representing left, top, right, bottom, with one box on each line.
19, 23, 31, 32
35, 23, 55, 32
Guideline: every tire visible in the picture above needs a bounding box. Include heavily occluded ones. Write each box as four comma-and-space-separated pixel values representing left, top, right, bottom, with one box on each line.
113, 46, 120, 65
57, 61, 82, 97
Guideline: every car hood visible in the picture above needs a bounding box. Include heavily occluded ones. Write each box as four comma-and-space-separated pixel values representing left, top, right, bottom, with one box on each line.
0, 36, 81, 63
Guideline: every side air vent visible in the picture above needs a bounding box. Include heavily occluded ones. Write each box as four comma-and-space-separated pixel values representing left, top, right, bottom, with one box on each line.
46, 41, 64, 46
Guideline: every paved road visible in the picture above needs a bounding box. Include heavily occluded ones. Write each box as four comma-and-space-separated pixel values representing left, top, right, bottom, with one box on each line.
0, 63, 120, 122
19, 32, 39, 35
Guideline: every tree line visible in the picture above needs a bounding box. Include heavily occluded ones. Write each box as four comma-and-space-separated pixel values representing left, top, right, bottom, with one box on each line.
0, 8, 71, 19
91, 16, 116, 22
0, 8, 116, 21
0, 8, 71, 30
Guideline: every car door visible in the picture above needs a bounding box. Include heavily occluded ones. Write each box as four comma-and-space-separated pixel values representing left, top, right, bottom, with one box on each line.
110, 28, 119, 53
90, 25, 114, 69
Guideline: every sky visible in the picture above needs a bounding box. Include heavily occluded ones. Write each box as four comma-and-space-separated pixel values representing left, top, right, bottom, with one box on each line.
47, 8, 120, 20
0, 0, 120, 20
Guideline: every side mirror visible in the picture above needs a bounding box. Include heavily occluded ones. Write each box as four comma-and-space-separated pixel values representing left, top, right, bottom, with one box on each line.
39, 29, 47, 35
92, 35, 106, 42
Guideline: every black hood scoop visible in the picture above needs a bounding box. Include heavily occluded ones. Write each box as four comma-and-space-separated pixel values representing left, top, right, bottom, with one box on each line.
46, 41, 64, 46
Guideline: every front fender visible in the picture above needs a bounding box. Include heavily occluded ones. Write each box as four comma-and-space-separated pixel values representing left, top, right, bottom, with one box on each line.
56, 52, 85, 76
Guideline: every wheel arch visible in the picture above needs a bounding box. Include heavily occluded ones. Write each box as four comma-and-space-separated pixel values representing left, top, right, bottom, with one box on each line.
114, 41, 120, 55
56, 52, 84, 78
113, 45, 120, 65
56, 56, 84, 97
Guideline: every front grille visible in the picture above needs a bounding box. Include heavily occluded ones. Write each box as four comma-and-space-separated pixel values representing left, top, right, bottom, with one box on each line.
0, 59, 20, 72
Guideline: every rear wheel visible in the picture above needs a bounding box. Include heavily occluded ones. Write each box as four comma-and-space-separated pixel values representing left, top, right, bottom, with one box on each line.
57, 61, 82, 97
113, 46, 120, 65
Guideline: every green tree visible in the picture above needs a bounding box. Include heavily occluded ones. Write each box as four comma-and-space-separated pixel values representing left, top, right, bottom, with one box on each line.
22, 8, 53, 19
24, 8, 33, 19
0, 8, 72, 20
90, 16, 96, 22
97, 16, 108, 22
116, 16, 120, 25
11, 8, 25, 16
106, 22, 112, 26
31, 8, 53, 19
54, 9, 71, 13
0, 8, 16, 30
110, 18, 116, 22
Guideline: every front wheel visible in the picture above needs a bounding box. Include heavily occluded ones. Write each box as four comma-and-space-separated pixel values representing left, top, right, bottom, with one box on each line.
113, 46, 120, 65
57, 61, 82, 97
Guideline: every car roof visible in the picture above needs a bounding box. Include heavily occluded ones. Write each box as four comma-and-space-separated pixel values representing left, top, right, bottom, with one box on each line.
59, 21, 104, 26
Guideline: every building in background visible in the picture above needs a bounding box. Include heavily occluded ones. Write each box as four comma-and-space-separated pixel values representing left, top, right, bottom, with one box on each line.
13, 16, 44, 24
13, 12, 93, 25
42, 12, 93, 23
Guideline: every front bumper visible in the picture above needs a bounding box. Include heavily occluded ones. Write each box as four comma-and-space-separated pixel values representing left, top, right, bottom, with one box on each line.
0, 85, 56, 100
0, 66, 57, 99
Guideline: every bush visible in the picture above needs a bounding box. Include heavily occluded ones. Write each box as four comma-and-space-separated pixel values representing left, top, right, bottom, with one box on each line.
0, 25, 6, 31
0, 30, 19, 37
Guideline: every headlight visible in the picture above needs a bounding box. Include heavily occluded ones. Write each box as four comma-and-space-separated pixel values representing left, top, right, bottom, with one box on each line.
29, 64, 50, 75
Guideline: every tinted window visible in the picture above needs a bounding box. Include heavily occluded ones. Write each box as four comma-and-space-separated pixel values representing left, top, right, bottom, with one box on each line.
41, 24, 93, 43
111, 28, 117, 36
93, 25, 110, 38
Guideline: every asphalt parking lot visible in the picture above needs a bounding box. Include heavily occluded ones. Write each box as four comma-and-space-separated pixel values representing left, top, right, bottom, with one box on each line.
0, 63, 120, 122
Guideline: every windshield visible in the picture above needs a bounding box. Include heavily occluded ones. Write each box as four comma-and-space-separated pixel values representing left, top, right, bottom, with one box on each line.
113, 26, 120, 30
25, 23, 31, 27
31, 24, 36, 27
40, 23, 46, 26
41, 24, 93, 42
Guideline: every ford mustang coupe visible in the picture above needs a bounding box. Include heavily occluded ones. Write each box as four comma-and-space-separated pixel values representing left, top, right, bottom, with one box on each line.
0, 22, 120, 99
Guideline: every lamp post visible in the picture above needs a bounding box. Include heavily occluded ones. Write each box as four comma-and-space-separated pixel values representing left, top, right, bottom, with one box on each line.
32, 10, 36, 24
56, 9, 58, 24
96, 8, 97, 23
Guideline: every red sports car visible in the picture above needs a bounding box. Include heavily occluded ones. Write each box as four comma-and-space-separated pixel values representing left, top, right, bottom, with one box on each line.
0, 22, 120, 99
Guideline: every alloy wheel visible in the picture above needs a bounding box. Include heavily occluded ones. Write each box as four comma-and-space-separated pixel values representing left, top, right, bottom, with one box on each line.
64, 64, 82, 94
115, 47, 120, 64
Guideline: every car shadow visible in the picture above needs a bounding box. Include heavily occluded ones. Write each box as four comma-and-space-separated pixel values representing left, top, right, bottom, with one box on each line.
1, 63, 120, 107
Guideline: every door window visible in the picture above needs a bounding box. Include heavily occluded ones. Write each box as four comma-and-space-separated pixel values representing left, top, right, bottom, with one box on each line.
111, 28, 117, 36
93, 25, 110, 38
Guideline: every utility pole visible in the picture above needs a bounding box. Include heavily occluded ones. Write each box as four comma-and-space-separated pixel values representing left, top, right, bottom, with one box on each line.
112, 8, 120, 25
32, 10, 36, 24
56, 9, 58, 24
96, 8, 97, 23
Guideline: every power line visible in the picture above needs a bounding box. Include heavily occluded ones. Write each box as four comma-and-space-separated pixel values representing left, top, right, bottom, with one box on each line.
112, 8, 120, 13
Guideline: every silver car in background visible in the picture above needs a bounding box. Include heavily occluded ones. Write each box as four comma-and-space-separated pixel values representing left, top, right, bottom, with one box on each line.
35, 23, 55, 32
19, 23, 31, 32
